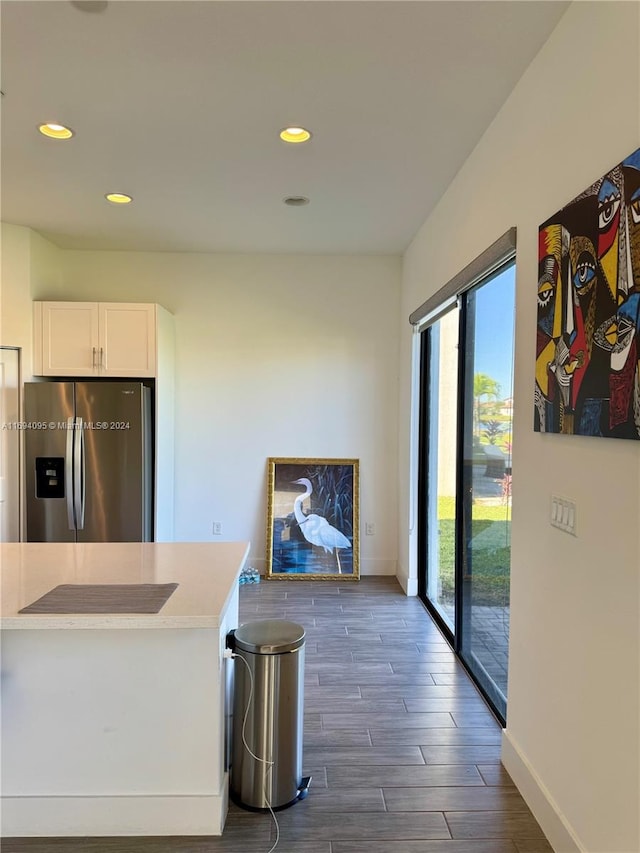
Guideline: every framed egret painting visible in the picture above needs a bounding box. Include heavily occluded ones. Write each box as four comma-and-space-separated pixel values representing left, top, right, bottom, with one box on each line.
266, 458, 359, 580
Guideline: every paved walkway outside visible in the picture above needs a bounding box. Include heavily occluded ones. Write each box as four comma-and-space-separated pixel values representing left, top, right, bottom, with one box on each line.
440, 602, 509, 701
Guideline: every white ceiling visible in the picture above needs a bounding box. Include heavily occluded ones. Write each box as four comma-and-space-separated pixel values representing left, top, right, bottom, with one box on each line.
1, 0, 568, 255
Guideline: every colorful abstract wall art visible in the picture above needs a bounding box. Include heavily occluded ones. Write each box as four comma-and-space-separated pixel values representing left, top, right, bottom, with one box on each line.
535, 147, 640, 439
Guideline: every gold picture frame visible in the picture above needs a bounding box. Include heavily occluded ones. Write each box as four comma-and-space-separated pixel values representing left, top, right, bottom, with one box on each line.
266, 457, 360, 580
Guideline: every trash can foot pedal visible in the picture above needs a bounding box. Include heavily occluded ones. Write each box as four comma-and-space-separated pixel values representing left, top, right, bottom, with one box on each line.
297, 776, 312, 800
231, 777, 312, 813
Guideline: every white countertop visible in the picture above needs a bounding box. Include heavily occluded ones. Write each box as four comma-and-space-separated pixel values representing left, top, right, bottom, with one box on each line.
0, 541, 249, 629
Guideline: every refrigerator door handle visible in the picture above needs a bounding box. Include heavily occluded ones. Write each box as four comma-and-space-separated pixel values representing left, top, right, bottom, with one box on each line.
74, 417, 86, 529
65, 416, 76, 530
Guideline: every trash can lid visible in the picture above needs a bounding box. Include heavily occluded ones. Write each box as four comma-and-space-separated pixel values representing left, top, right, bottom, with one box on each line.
234, 619, 305, 654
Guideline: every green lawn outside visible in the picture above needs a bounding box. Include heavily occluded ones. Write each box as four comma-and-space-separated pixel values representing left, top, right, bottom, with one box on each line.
436, 497, 511, 607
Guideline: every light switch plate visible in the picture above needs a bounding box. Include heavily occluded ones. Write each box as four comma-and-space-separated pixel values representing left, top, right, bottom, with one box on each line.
550, 495, 576, 535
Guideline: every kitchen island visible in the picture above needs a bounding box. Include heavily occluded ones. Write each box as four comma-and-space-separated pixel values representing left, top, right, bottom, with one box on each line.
0, 541, 249, 837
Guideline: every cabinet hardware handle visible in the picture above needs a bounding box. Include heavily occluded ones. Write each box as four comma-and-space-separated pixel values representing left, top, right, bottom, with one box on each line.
100, 347, 104, 368
92, 347, 97, 369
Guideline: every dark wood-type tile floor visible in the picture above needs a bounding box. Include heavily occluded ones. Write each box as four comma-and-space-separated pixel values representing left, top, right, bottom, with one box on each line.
4, 577, 553, 853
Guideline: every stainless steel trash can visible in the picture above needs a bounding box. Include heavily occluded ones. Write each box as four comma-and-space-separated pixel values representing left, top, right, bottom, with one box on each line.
228, 619, 309, 811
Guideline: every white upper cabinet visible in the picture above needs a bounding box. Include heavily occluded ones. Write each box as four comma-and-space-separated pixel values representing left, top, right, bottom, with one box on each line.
99, 304, 156, 377
34, 302, 159, 377
38, 302, 99, 376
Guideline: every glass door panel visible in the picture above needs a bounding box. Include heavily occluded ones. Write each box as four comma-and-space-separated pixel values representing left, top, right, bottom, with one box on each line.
422, 305, 459, 634
460, 264, 515, 720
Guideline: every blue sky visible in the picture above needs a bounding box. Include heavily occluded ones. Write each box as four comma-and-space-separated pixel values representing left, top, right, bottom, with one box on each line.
472, 265, 516, 398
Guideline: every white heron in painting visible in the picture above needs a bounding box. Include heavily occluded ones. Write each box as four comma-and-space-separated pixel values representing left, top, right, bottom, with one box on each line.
292, 478, 351, 574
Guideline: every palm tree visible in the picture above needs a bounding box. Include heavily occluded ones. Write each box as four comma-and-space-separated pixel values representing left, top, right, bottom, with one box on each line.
483, 419, 505, 445
473, 373, 501, 439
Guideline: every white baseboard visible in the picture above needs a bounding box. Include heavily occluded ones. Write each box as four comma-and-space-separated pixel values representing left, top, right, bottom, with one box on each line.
1, 782, 228, 837
502, 729, 583, 853
396, 562, 417, 596
359, 558, 396, 576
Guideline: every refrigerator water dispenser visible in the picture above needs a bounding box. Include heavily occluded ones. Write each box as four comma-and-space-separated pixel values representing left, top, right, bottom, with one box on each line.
35, 458, 65, 499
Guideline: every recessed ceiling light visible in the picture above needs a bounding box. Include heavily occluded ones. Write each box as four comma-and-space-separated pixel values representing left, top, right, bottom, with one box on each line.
105, 192, 133, 204
279, 127, 312, 144
283, 196, 310, 206
38, 123, 74, 140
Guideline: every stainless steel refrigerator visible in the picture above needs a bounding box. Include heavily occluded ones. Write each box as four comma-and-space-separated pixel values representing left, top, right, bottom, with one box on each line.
24, 381, 153, 542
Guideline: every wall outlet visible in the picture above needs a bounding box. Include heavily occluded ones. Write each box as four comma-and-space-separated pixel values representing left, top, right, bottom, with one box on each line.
550, 496, 576, 536
212, 521, 222, 535
365, 522, 375, 536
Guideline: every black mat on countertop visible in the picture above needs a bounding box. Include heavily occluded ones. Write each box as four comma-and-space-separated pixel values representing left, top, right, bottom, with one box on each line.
18, 583, 179, 614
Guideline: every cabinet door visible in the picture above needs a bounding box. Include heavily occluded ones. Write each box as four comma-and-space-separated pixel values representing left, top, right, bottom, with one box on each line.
99, 303, 156, 377
41, 302, 99, 376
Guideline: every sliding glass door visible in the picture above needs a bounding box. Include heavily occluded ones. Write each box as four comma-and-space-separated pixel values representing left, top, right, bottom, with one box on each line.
419, 261, 515, 723
420, 305, 460, 633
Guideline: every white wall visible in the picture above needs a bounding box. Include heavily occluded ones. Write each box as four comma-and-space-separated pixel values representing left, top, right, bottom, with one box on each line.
31, 250, 401, 575
1, 224, 33, 369
1, 225, 63, 540
400, 3, 639, 852
1, 224, 63, 373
